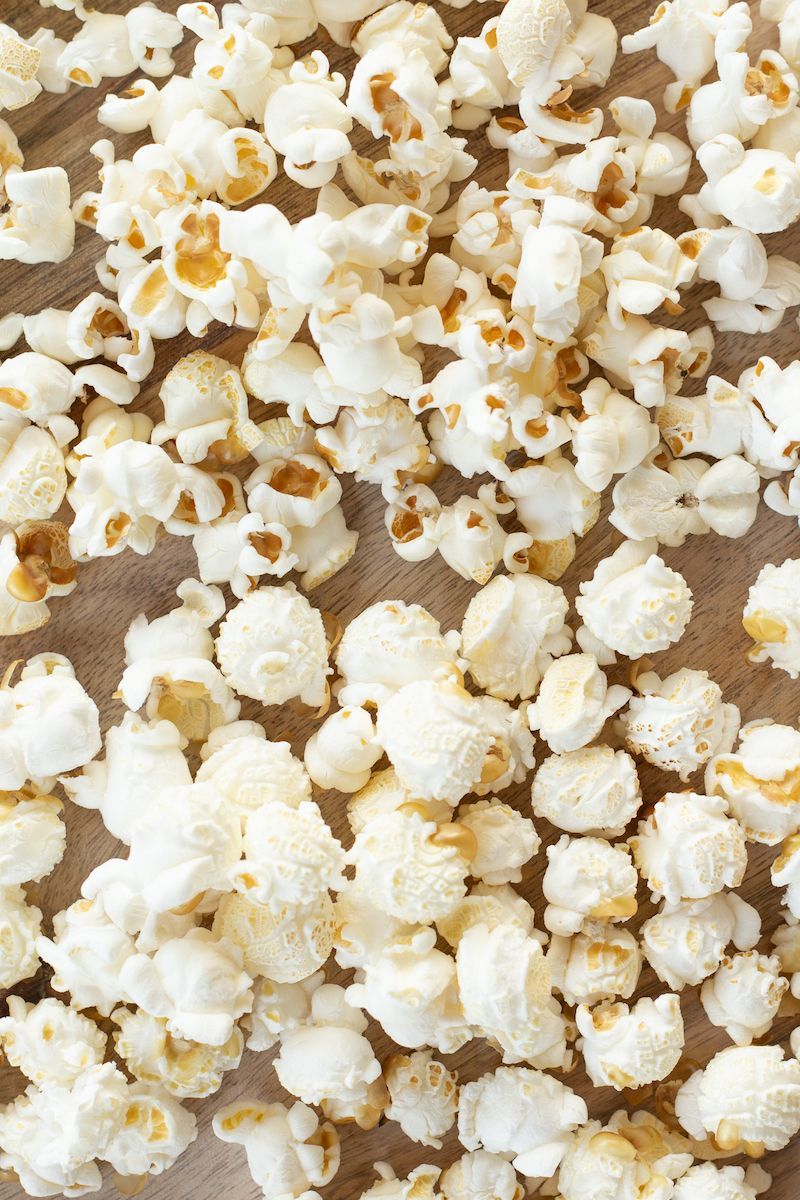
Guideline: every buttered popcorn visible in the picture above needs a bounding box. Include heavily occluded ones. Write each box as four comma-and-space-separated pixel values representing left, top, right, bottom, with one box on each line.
9, 0, 800, 1197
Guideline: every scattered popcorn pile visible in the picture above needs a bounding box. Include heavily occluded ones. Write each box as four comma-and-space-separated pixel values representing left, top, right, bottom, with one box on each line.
4, 0, 800, 1196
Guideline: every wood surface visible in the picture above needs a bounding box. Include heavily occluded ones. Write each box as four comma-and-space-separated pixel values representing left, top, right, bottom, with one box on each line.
2, 0, 800, 1196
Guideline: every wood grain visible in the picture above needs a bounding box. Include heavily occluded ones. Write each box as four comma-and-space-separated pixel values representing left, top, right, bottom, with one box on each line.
2, 1, 800, 1196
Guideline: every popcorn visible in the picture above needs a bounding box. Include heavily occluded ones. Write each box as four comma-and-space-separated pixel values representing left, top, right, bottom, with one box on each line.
233, 799, 345, 910
304, 705, 383, 793
38, 896, 135, 1016
505, 455, 601, 578
696, 137, 800, 234
631, 792, 747, 904
621, 0, 731, 109
0, 654, 101, 790
0, 997, 106, 1089
547, 920, 642, 1006
457, 800, 540, 885
0, 167, 75, 265
602, 224, 697, 328
119, 927, 253, 1046
700, 951, 787, 1046
706, 720, 800, 844
215, 582, 331, 710
213, 889, 336, 983
243, 974, 321, 1052
459, 573, 571, 701
676, 1045, 800, 1154
154, 351, 263, 467
347, 806, 474, 922
440, 1151, 523, 1200
0, 25, 41, 112
583, 312, 714, 410
103, 1082, 198, 1180
543, 835, 639, 936
119, 579, 239, 742
0, 885, 42, 991
771, 832, 800, 918
620, 666, 740, 782
0, 420, 67, 528
457, 1066, 588, 1178
673, 1163, 769, 1200
642, 892, 761, 991
359, 1163, 441, 1200
742, 559, 800, 678
576, 994, 684, 1090
528, 654, 631, 755
111, 1006, 243, 1098
576, 538, 693, 660
0, 788, 65, 886
334, 878, 416, 971
198, 723, 312, 817
610, 452, 760, 547
213, 1099, 340, 1200
437, 881, 537, 951
63, 712, 191, 844
264, 52, 352, 188
347, 925, 472, 1053
456, 920, 569, 1069
0, 353, 79, 446
273, 983, 384, 1127
384, 1050, 458, 1149
567, 378, 659, 493
532, 745, 642, 837
0, 522, 76, 638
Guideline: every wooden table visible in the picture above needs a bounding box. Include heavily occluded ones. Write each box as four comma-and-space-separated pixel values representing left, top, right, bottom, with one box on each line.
2, 1, 800, 1196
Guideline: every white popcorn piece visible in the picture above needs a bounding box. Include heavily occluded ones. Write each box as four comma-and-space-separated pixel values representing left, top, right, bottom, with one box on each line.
347, 806, 474, 923
459, 573, 572, 701
771, 831, 800, 918
85, 780, 242, 916
547, 920, 642, 1006
697, 137, 800, 234
676, 1045, 800, 1154
198, 723, 312, 819
457, 920, 569, 1069
384, 1050, 458, 1150
213, 1099, 340, 1200
621, 0, 731, 107
436, 879, 537, 947
0, 167, 75, 264
0, 1062, 128, 1198
543, 834, 639, 936
458, 1066, 588, 1178
102, 1082, 198, 1180
334, 877, 416, 972
706, 720, 800, 844
1, 517, 73, 629
304, 705, 383, 793
359, 1163, 441, 1200
214, 888, 336, 983
315, 395, 431, 502
0, 885, 41, 990
557, 1119, 685, 1200
583, 311, 714, 410
112, 1005, 243, 1098
440, 1151, 523, 1200
154, 350, 263, 467
528, 654, 631, 755
738, 356, 800, 473
673, 1162, 769, 1200
0, 787, 65, 886
532, 745, 642, 837
0, 353, 79, 446
242, 973, 322, 1055
743, 559, 800, 678
568, 378, 659, 493
0, 996, 106, 1088
631, 792, 747, 904
119, 927, 253, 1046
0, 24, 41, 111
620, 666, 740, 783
576, 994, 684, 1090
38, 896, 135, 1016
119, 579, 239, 742
576, 538, 693, 660
192, 510, 298, 600
642, 892, 761, 991
504, 455, 601, 581
216, 582, 331, 710
347, 925, 472, 1054
0, 420, 67, 528
457, 800, 540, 885
233, 798, 345, 910
22, 294, 131, 368
346, 767, 452, 836
274, 983, 384, 1128
264, 52, 352, 188
602, 225, 697, 328
701, 951, 787, 1046
611, 451, 760, 548
63, 712, 191, 845
0, 654, 101, 791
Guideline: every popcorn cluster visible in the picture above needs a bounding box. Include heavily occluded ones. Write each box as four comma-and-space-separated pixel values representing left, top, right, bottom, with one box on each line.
4, 0, 800, 1197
